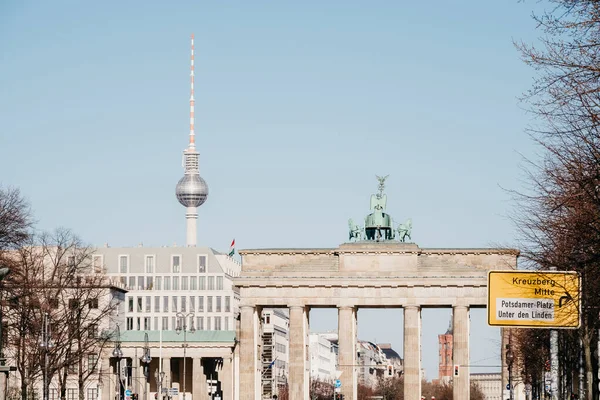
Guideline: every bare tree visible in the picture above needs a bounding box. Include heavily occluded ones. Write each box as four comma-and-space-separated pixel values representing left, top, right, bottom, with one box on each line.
4, 229, 119, 400
514, 1, 600, 398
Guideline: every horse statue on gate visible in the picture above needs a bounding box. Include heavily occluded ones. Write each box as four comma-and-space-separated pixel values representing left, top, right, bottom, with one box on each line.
348, 218, 362, 241
397, 218, 412, 243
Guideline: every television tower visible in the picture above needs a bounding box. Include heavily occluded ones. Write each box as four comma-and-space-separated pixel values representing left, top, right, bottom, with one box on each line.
175, 34, 208, 247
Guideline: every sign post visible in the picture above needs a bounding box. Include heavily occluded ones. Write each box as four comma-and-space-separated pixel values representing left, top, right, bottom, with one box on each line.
488, 271, 580, 328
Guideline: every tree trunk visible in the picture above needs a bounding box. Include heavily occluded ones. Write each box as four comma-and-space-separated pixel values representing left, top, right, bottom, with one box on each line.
20, 377, 26, 400
78, 359, 84, 400
581, 325, 594, 400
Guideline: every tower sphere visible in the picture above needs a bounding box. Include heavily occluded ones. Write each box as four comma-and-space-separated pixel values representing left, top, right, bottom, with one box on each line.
175, 174, 208, 207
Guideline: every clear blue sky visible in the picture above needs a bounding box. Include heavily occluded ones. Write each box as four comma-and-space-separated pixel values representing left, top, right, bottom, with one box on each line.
0, 0, 543, 381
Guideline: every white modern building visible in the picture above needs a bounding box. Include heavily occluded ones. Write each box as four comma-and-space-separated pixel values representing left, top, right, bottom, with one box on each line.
470, 373, 503, 400
309, 333, 338, 382
94, 246, 241, 333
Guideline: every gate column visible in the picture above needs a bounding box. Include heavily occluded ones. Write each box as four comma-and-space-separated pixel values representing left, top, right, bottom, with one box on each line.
240, 306, 259, 400
289, 306, 309, 400
403, 306, 421, 400
338, 306, 357, 400
452, 306, 470, 400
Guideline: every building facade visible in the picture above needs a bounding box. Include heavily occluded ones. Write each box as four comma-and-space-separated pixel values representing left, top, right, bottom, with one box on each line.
438, 327, 453, 383
260, 308, 290, 399
308, 333, 338, 382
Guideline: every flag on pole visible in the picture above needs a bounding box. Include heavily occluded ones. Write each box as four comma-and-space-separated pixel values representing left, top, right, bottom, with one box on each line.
228, 239, 235, 257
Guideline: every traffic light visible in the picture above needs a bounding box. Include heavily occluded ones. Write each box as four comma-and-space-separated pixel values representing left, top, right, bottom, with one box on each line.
544, 360, 551, 371
453, 365, 459, 377
132, 394, 138, 400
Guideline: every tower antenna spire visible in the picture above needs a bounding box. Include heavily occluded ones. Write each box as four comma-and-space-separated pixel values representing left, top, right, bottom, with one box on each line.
189, 33, 195, 149
175, 33, 208, 247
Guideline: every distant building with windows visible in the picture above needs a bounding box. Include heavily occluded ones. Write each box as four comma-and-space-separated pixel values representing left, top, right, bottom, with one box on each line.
260, 308, 290, 399
93, 246, 241, 333
309, 332, 338, 382
438, 323, 453, 383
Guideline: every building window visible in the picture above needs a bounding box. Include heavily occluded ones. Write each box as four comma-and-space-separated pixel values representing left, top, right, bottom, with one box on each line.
264, 313, 271, 324
87, 388, 98, 400
173, 277, 179, 291
88, 299, 98, 309
207, 277, 214, 290
190, 277, 197, 290
128, 276, 135, 289
197, 317, 204, 330
137, 317, 141, 330
67, 389, 77, 400
49, 298, 59, 309
68, 363, 77, 375
88, 324, 98, 338
137, 276, 144, 290
164, 277, 171, 290
137, 297, 143, 312
182, 276, 188, 290
198, 256, 207, 273
225, 296, 230, 313
50, 389, 58, 400
145, 296, 151, 312
87, 355, 98, 373
199, 277, 205, 290
181, 296, 187, 312
224, 317, 229, 331
207, 317, 211, 331
119, 256, 128, 273
214, 317, 221, 331
144, 317, 150, 330
171, 317, 176, 331
198, 296, 204, 312
216, 296, 221, 312
190, 296, 195, 312
154, 317, 158, 330
207, 296, 213, 312
156, 277, 162, 290
68, 299, 79, 310
154, 296, 160, 312
216, 276, 223, 290
172, 256, 181, 273
163, 296, 169, 312
162, 317, 168, 330
146, 276, 154, 290
145, 256, 154, 273
126, 317, 133, 330
172, 296, 178, 312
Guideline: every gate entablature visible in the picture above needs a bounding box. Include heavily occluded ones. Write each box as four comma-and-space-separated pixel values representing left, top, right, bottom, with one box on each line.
238, 242, 517, 276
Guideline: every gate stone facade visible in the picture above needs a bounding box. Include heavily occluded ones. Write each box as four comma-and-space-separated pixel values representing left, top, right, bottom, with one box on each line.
234, 242, 518, 400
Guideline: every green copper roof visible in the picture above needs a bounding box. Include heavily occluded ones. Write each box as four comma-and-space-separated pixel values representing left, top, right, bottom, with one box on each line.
118, 330, 235, 343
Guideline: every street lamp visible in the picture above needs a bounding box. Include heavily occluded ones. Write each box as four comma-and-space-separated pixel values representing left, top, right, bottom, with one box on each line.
506, 347, 514, 400
113, 325, 124, 400
154, 370, 165, 400
175, 312, 195, 400
140, 333, 151, 400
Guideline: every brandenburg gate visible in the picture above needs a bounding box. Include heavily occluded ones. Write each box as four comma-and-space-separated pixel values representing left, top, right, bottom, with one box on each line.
234, 177, 518, 400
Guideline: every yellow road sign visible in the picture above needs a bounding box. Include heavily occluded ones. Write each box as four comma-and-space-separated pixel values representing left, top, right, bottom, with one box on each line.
488, 270, 580, 328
